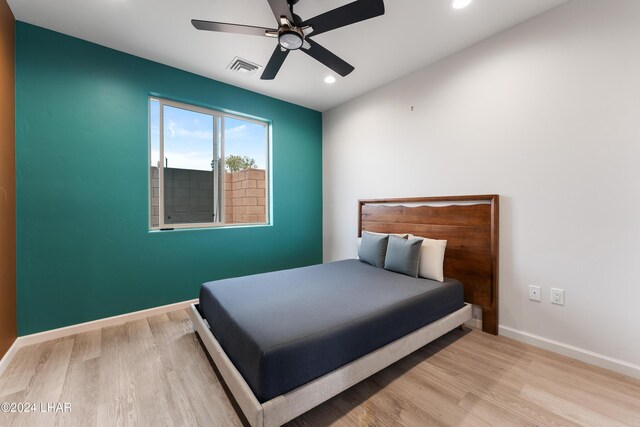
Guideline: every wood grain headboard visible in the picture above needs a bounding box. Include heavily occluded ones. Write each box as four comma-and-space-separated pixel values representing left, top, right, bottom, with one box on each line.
358, 195, 499, 335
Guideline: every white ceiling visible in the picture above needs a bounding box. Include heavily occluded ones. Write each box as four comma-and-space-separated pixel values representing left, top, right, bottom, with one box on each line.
8, 0, 567, 111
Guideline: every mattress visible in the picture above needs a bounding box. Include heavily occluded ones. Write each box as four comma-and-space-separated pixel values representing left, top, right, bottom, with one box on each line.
199, 259, 464, 403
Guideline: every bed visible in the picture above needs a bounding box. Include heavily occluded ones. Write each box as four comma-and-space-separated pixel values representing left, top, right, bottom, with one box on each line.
189, 195, 499, 427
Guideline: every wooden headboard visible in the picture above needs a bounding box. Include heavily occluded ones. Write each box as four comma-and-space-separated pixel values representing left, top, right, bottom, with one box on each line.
358, 195, 499, 335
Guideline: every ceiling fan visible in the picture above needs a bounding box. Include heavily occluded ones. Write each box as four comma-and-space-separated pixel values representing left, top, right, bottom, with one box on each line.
192, 0, 385, 80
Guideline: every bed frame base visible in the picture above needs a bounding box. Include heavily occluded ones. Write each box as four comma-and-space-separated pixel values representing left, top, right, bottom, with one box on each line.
189, 303, 471, 427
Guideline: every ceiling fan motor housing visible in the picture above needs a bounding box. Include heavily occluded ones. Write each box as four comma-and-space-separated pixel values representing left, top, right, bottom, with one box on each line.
278, 27, 304, 50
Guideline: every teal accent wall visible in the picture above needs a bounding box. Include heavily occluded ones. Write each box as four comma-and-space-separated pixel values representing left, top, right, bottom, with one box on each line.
15, 23, 322, 335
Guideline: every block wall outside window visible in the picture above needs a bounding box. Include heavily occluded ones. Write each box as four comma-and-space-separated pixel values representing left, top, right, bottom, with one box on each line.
150, 167, 267, 226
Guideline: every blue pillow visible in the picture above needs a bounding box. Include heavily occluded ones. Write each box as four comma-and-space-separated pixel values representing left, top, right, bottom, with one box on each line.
384, 235, 424, 277
358, 232, 389, 268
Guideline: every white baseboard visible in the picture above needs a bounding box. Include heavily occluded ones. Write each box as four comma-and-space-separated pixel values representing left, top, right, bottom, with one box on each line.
499, 325, 640, 380
0, 339, 20, 378
0, 298, 198, 378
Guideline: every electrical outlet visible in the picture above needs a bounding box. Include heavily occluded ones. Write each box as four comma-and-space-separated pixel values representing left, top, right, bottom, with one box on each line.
551, 288, 565, 305
529, 285, 541, 302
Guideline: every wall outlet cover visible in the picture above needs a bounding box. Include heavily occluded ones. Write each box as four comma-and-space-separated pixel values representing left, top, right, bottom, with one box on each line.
551, 287, 565, 305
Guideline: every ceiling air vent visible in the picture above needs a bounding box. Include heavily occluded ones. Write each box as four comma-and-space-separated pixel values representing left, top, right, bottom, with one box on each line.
227, 57, 262, 75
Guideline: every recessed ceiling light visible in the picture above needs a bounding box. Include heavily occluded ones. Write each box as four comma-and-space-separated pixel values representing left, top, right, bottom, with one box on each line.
324, 75, 336, 84
452, 0, 472, 9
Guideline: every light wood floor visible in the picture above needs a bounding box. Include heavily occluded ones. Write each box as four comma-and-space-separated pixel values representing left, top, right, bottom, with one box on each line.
1, 310, 639, 427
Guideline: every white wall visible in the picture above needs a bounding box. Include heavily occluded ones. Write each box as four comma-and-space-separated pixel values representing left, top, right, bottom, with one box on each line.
323, 0, 640, 376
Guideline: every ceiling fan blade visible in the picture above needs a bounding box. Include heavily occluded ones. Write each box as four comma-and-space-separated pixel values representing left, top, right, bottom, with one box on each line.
192, 19, 275, 37
261, 46, 290, 80
301, 39, 354, 77
266, 0, 294, 23
301, 0, 385, 38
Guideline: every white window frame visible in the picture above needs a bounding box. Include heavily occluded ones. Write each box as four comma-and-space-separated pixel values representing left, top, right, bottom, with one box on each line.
149, 97, 270, 230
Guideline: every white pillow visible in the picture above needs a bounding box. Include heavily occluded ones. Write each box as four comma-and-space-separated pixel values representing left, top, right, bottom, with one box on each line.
410, 234, 447, 282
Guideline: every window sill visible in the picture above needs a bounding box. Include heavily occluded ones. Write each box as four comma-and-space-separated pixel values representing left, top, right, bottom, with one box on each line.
148, 222, 272, 233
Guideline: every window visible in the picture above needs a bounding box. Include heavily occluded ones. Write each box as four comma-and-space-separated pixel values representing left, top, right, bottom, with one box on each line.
149, 98, 269, 229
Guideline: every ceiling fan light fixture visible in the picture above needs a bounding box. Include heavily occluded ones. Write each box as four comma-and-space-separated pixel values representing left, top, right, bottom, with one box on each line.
324, 75, 336, 84
451, 0, 472, 9
278, 30, 303, 50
